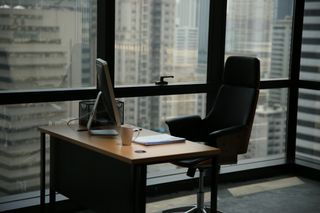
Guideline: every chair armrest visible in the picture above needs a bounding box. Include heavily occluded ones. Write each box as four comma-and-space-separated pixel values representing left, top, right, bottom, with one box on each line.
208, 125, 246, 139
208, 125, 249, 165
165, 115, 203, 141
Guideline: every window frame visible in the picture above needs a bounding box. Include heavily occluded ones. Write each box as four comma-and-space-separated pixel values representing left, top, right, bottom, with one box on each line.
0, 0, 307, 169
2, 0, 319, 211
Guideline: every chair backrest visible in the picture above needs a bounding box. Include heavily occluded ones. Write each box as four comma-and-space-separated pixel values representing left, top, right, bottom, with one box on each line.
204, 56, 260, 161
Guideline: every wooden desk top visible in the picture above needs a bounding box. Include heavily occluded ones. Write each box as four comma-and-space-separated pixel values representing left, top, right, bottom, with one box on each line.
39, 125, 220, 165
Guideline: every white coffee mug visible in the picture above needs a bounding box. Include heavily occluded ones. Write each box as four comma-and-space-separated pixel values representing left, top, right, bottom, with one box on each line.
120, 126, 134, 146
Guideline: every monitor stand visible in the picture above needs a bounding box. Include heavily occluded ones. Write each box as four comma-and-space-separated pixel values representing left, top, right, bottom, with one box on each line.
86, 92, 119, 136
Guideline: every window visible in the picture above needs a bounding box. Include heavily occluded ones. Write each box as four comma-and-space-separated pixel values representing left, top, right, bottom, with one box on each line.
0, 1, 97, 90
299, 0, 320, 81
0, 101, 79, 203
232, 89, 288, 168
224, 0, 294, 169
121, 94, 206, 133
295, 0, 320, 170
114, 0, 210, 85
120, 94, 207, 182
0, 0, 97, 209
0, 0, 313, 211
225, 0, 293, 80
296, 89, 320, 169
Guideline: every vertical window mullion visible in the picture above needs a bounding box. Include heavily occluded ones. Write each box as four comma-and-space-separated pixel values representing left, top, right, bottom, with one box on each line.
286, 0, 305, 165
206, 0, 227, 113
98, 0, 115, 85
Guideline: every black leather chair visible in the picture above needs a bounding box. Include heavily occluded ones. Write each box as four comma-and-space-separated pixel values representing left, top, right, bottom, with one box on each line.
163, 56, 260, 213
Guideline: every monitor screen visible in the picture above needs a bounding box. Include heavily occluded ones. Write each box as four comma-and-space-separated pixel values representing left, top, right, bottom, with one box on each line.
88, 58, 121, 129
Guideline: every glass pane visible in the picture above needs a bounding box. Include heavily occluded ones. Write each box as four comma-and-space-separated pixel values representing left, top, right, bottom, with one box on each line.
296, 89, 320, 169
299, 0, 320, 81
120, 94, 206, 181
0, 1, 97, 90
115, 0, 209, 86
236, 89, 288, 166
225, 0, 293, 80
121, 94, 206, 132
0, 101, 79, 206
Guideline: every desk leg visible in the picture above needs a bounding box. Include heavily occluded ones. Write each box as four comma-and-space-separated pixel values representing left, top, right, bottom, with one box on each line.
133, 165, 147, 213
210, 156, 219, 213
40, 132, 46, 212
49, 138, 56, 212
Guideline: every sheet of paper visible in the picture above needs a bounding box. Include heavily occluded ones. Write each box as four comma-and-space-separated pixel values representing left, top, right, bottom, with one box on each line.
133, 134, 185, 145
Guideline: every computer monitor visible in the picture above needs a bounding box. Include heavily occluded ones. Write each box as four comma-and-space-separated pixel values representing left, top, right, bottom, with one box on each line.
87, 58, 121, 136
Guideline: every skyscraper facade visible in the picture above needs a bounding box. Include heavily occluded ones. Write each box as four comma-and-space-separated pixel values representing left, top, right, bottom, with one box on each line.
296, 0, 320, 166
114, 0, 208, 179
226, 0, 274, 78
0, 1, 96, 196
0, 8, 78, 195
115, 0, 207, 132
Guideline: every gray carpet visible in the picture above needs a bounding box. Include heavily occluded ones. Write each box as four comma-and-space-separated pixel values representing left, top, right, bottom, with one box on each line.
216, 176, 320, 213
147, 176, 320, 213
78, 176, 320, 213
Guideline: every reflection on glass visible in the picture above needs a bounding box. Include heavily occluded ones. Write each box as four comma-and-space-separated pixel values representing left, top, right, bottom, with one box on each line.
115, 0, 209, 85
297, 89, 320, 168
0, 1, 97, 90
225, 0, 293, 80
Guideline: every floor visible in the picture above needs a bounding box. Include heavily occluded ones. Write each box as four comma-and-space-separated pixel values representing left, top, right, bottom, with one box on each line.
79, 175, 320, 213
146, 175, 320, 213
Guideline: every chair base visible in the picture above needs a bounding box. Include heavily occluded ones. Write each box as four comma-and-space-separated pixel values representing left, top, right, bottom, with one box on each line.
163, 205, 223, 213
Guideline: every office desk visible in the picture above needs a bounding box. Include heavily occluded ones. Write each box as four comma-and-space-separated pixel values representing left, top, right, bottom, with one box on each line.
39, 125, 220, 213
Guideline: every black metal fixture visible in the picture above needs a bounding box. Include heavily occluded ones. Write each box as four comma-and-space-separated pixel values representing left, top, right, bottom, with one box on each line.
155, 75, 174, 85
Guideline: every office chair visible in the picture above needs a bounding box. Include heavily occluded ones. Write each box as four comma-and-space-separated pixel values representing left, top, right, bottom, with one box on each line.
163, 56, 260, 213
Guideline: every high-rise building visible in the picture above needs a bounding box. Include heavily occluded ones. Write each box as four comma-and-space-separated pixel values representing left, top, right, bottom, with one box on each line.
160, 0, 206, 130
264, 17, 292, 156
226, 0, 274, 78
196, 0, 209, 71
296, 0, 320, 164
115, 0, 206, 131
115, 0, 176, 130
0, 4, 89, 196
